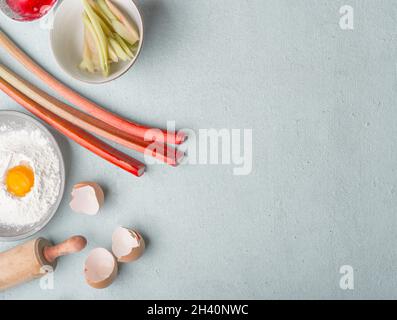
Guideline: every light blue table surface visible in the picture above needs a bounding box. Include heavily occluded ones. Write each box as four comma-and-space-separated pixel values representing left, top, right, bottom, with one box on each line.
0, 0, 396, 299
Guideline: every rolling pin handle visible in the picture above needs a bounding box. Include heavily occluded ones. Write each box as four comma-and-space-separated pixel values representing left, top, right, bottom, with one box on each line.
43, 236, 87, 263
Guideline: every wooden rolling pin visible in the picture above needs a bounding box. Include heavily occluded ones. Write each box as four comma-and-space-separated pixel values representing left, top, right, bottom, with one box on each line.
0, 236, 87, 291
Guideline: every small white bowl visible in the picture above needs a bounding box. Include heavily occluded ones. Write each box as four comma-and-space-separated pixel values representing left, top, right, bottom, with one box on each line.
0, 111, 65, 241
50, 0, 144, 84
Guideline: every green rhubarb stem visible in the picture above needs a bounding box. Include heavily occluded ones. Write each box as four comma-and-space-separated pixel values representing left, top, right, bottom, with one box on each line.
82, 0, 109, 76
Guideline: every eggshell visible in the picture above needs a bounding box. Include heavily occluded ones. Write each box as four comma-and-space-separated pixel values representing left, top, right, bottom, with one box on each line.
112, 227, 145, 263
70, 182, 104, 215
84, 248, 118, 289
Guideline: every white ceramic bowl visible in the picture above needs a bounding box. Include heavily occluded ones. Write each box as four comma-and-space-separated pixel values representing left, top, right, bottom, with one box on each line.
0, 111, 65, 241
50, 0, 144, 84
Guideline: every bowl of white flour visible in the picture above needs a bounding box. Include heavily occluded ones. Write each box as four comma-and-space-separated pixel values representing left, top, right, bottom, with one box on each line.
0, 111, 65, 241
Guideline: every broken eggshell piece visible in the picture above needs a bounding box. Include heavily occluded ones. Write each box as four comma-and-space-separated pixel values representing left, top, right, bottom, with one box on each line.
70, 182, 104, 215
84, 247, 118, 289
112, 227, 145, 263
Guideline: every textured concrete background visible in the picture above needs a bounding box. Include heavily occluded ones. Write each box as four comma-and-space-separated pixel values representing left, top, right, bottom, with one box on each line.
0, 0, 396, 299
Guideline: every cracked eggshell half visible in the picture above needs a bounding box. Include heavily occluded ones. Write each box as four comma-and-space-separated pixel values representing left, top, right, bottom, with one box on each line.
84, 248, 118, 289
70, 182, 104, 215
112, 227, 145, 263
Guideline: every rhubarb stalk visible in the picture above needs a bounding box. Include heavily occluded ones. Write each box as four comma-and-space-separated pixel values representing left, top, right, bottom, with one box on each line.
0, 29, 186, 144
0, 78, 145, 177
82, 0, 109, 76
0, 64, 184, 166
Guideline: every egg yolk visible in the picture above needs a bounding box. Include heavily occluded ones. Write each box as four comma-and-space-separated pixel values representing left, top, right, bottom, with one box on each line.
6, 165, 35, 197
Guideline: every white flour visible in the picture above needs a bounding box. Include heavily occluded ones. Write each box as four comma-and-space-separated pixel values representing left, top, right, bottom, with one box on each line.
0, 123, 61, 228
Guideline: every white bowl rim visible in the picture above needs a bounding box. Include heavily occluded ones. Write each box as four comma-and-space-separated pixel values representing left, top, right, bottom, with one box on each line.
49, 0, 144, 84
0, 110, 66, 242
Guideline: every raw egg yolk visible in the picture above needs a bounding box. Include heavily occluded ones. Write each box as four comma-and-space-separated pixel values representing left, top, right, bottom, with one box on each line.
6, 165, 35, 197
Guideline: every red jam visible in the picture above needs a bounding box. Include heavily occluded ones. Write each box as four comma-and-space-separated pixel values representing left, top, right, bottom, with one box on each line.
6, 0, 56, 21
